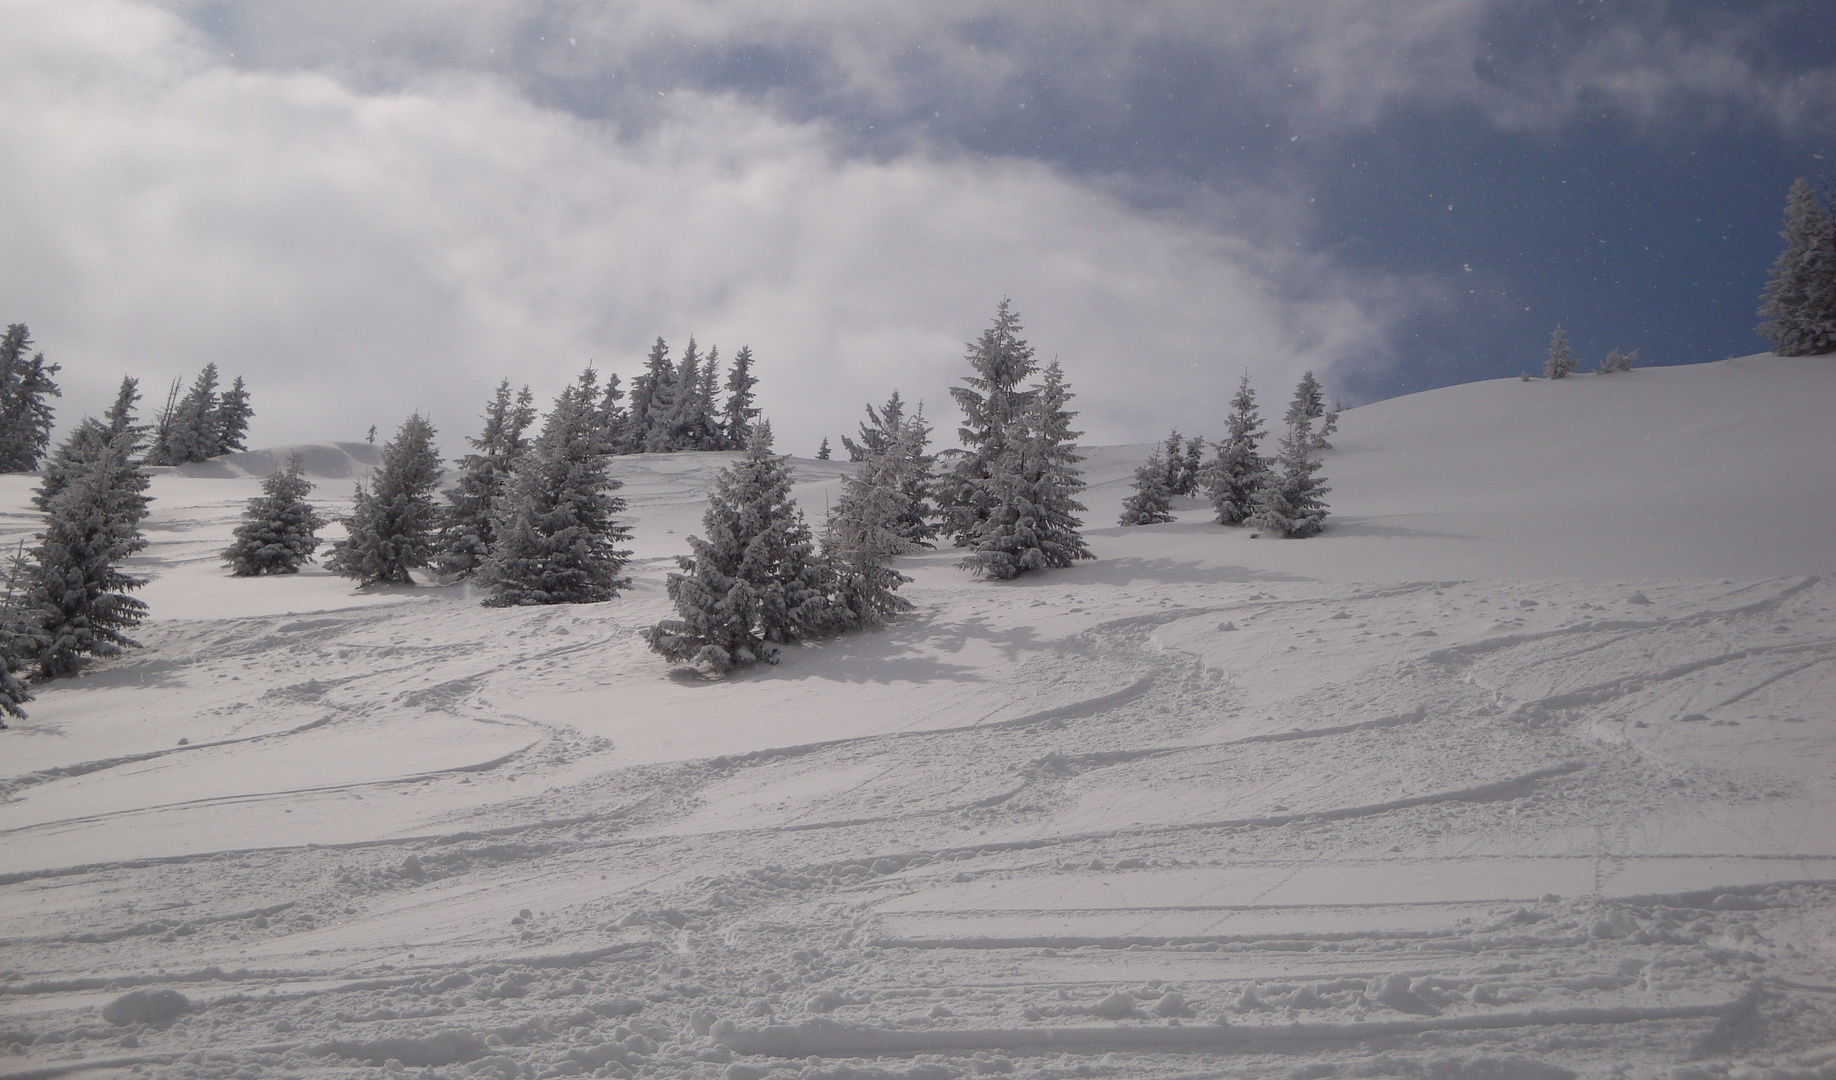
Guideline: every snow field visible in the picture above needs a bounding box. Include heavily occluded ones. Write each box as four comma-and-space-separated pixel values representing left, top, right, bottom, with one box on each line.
2, 356, 1835, 1079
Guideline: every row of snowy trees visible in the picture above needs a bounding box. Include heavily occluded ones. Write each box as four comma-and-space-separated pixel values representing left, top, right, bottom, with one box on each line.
1120, 372, 1335, 539
1543, 327, 1638, 379
146, 364, 254, 465
1758, 177, 1836, 357
618, 338, 760, 454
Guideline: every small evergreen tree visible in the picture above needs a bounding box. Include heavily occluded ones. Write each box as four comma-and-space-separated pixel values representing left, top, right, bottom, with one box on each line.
816, 436, 831, 460
1601, 348, 1638, 373
839, 390, 936, 546
962, 361, 1093, 579
0, 541, 46, 722
645, 424, 834, 673
32, 428, 151, 677
941, 299, 1039, 545
1118, 450, 1175, 526
1249, 383, 1330, 539
720, 345, 760, 449
224, 453, 325, 576
1156, 430, 1190, 495
434, 380, 535, 579
1544, 327, 1575, 379
477, 375, 633, 606
213, 376, 254, 454
1207, 374, 1271, 525
326, 413, 443, 586
1180, 436, 1206, 495
1757, 178, 1836, 356
823, 437, 915, 630
0, 324, 61, 473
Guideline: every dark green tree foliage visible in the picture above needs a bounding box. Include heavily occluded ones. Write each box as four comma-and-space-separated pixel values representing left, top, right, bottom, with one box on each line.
942, 300, 1038, 546
1207, 373, 1271, 526
326, 414, 442, 586
434, 381, 535, 579
823, 436, 914, 630
0, 324, 61, 473
215, 376, 254, 453
32, 427, 151, 678
478, 371, 633, 606
1250, 377, 1331, 539
721, 345, 760, 449
0, 542, 47, 721
223, 453, 326, 576
1118, 450, 1175, 526
962, 361, 1093, 579
645, 424, 833, 673
1758, 178, 1836, 356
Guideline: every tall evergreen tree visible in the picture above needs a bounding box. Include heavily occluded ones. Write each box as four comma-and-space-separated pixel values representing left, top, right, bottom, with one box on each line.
0, 325, 61, 473
0, 541, 47, 721
1544, 328, 1575, 379
823, 436, 915, 630
1206, 374, 1271, 526
1249, 380, 1331, 539
102, 377, 147, 453
213, 376, 254, 454
1155, 430, 1194, 496
645, 424, 834, 673
693, 345, 722, 449
648, 338, 702, 452
721, 345, 760, 450
1179, 436, 1206, 496
31, 427, 151, 677
224, 453, 326, 576
147, 379, 182, 466
326, 414, 443, 586
596, 372, 627, 445
1118, 449, 1176, 526
941, 300, 1039, 545
477, 375, 633, 606
1757, 177, 1836, 356
434, 381, 535, 579
886, 399, 938, 548
159, 364, 222, 464
962, 361, 1093, 579
626, 337, 674, 453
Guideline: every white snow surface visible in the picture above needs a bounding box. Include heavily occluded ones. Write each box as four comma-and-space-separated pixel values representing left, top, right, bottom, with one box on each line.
2, 355, 1835, 1080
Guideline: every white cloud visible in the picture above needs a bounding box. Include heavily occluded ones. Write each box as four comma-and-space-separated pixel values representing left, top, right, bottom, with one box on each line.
0, 0, 1409, 453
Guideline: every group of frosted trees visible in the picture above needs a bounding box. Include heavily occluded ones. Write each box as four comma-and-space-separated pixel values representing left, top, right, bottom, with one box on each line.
1542, 327, 1637, 379
1120, 371, 1335, 539
616, 337, 760, 454
145, 364, 254, 464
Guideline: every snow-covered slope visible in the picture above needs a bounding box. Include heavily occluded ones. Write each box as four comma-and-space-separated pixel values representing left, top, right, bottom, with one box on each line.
1, 356, 1833, 1079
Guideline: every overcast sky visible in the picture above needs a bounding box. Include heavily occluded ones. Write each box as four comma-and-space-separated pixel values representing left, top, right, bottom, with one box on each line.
3, 0, 1831, 453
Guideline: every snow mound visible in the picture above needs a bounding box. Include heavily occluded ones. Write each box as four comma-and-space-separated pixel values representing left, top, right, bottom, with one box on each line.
170, 442, 381, 481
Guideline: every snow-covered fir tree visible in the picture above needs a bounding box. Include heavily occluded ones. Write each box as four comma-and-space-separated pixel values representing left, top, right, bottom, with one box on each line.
650, 338, 705, 452
962, 361, 1093, 579
694, 346, 722, 448
477, 373, 633, 606
0, 324, 61, 473
941, 300, 1038, 546
841, 390, 937, 547
1118, 449, 1175, 526
1601, 348, 1638, 374
823, 435, 915, 630
102, 377, 146, 452
145, 365, 254, 464
645, 424, 834, 673
31, 426, 151, 677
816, 437, 831, 460
1249, 379, 1331, 539
721, 345, 760, 449
1179, 435, 1206, 495
1207, 373, 1271, 525
0, 541, 46, 722
223, 453, 326, 576
1757, 178, 1836, 356
215, 376, 254, 454
625, 337, 674, 453
326, 414, 443, 586
433, 380, 535, 580
595, 372, 626, 446
1545, 328, 1575, 379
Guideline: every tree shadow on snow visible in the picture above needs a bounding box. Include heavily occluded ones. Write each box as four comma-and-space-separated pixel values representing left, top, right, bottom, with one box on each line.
1322, 516, 1482, 541
1024, 556, 1314, 588
756, 608, 1053, 685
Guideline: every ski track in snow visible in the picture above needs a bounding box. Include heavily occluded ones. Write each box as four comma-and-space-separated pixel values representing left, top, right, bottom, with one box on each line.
3, 361, 1836, 1079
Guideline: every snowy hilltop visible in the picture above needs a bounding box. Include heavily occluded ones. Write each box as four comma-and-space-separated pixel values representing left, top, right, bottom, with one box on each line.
0, 353, 1833, 1079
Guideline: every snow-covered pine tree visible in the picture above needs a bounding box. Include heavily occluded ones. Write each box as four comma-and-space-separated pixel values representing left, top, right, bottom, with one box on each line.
1206, 374, 1270, 525
648, 338, 701, 452
1180, 436, 1206, 496
1757, 178, 1836, 356
963, 361, 1093, 579
645, 424, 834, 672
1118, 450, 1175, 526
102, 377, 146, 453
816, 437, 831, 460
213, 376, 253, 454
433, 380, 535, 579
841, 390, 909, 462
694, 346, 722, 449
1249, 381, 1330, 539
477, 374, 633, 606
823, 435, 915, 630
223, 452, 326, 576
941, 300, 1039, 546
1544, 328, 1575, 379
721, 345, 760, 450
890, 402, 938, 548
0, 325, 61, 473
1314, 400, 1340, 451
596, 372, 627, 446
1601, 348, 1638, 374
31, 427, 151, 677
1156, 430, 1188, 495
326, 413, 443, 586
157, 364, 223, 464
624, 337, 674, 453
147, 379, 182, 466
0, 541, 47, 721
34, 419, 116, 513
